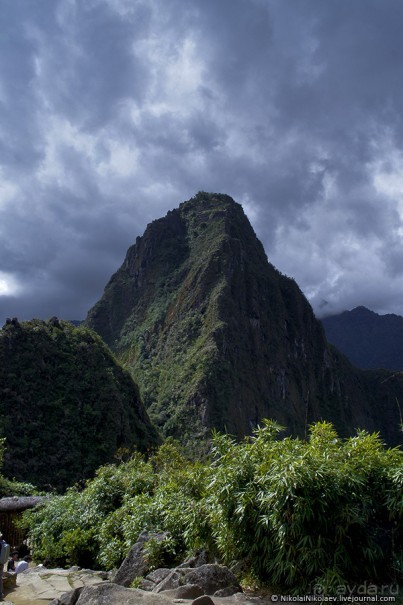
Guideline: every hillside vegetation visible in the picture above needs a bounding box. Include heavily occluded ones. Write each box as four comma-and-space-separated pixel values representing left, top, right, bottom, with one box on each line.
0, 318, 160, 489
86, 192, 402, 447
0, 437, 39, 497
22, 422, 402, 594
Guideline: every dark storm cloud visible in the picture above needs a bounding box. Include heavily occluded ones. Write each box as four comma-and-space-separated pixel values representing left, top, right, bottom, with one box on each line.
1, 0, 403, 326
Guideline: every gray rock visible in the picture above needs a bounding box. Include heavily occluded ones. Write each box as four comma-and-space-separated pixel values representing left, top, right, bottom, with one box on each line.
141, 579, 157, 591
76, 583, 175, 605
176, 584, 204, 599
2, 570, 16, 590
184, 564, 241, 595
114, 531, 169, 588
191, 596, 215, 605
177, 550, 209, 569
81, 569, 110, 580
146, 568, 172, 584
233, 595, 263, 605
153, 570, 182, 592
47, 587, 84, 605
214, 585, 242, 597
59, 587, 84, 604
172, 567, 193, 574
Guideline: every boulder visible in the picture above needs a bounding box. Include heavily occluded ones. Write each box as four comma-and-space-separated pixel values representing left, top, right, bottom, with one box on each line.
177, 550, 209, 569
141, 579, 157, 591
191, 596, 215, 605
114, 531, 169, 587
2, 571, 16, 590
76, 583, 175, 604
176, 584, 205, 599
60, 587, 85, 604
183, 564, 241, 595
49, 586, 84, 605
81, 568, 110, 580
153, 569, 182, 592
146, 568, 172, 584
214, 585, 242, 597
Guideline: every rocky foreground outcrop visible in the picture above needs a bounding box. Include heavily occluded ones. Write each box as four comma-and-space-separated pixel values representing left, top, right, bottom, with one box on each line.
49, 533, 243, 605
74, 584, 174, 605
52, 579, 247, 605
4, 566, 109, 604
112, 531, 240, 596
49, 563, 243, 605
61, 584, 259, 605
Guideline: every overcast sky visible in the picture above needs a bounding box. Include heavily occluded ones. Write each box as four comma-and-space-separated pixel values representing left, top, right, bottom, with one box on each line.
1, 0, 403, 326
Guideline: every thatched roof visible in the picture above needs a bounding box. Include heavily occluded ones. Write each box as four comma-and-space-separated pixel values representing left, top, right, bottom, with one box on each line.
0, 496, 46, 512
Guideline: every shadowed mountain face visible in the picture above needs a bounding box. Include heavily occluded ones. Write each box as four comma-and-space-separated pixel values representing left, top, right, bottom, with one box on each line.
0, 319, 160, 489
86, 193, 402, 447
322, 306, 403, 371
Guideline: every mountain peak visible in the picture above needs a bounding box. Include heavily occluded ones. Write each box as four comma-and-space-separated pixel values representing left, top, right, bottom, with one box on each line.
86, 194, 402, 447
182, 190, 238, 207
350, 306, 376, 315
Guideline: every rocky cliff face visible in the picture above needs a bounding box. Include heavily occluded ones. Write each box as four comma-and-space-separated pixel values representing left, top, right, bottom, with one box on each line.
86, 193, 402, 447
0, 318, 160, 489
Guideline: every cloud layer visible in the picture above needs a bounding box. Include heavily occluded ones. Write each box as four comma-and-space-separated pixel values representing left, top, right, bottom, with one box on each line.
1, 0, 403, 324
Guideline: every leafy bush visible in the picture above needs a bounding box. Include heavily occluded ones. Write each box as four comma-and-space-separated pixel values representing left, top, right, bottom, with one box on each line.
143, 535, 177, 571
203, 421, 402, 593
22, 423, 402, 593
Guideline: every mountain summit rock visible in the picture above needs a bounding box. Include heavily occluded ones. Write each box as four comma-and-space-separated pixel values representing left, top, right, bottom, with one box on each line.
86, 193, 402, 447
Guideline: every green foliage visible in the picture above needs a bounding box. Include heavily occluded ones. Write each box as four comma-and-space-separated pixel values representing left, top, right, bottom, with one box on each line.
204, 421, 402, 593
0, 319, 160, 490
0, 437, 5, 467
143, 535, 177, 571
0, 475, 39, 497
0, 436, 42, 496
22, 423, 402, 594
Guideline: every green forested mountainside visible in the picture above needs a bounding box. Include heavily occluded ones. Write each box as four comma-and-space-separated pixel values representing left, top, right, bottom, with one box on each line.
0, 318, 160, 490
86, 192, 402, 447
322, 306, 403, 371
0, 438, 39, 497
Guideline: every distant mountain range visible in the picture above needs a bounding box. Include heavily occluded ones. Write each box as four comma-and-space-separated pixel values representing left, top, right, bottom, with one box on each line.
322, 306, 403, 371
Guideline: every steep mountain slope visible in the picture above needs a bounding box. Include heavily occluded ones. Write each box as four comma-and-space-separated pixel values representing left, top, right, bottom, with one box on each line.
322, 306, 403, 370
86, 193, 402, 447
0, 318, 160, 489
